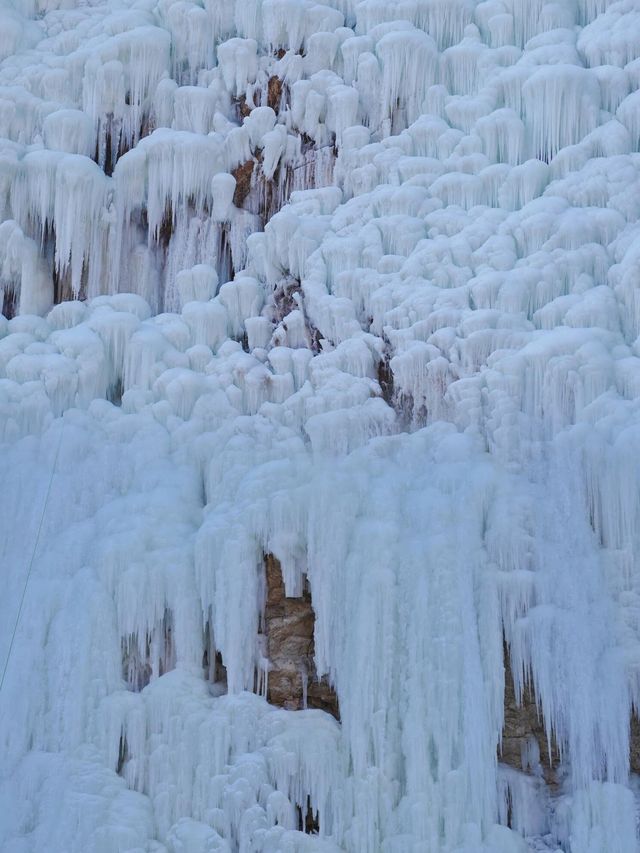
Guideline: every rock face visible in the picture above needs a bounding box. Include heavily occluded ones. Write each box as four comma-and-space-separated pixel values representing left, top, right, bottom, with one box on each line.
631, 715, 640, 774
264, 554, 339, 720
501, 652, 640, 783
501, 645, 559, 786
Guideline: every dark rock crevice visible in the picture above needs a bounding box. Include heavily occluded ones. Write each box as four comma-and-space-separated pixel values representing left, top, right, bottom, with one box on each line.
121, 609, 175, 692
202, 617, 228, 689
296, 797, 319, 834
268, 278, 323, 352
376, 352, 395, 406
116, 732, 128, 776
1, 287, 18, 319
630, 713, 640, 774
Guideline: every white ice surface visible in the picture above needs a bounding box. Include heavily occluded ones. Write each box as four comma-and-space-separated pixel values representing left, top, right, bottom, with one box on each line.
2, 0, 640, 851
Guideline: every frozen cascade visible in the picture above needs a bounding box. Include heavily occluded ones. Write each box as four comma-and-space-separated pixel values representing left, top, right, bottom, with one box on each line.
2, 0, 640, 851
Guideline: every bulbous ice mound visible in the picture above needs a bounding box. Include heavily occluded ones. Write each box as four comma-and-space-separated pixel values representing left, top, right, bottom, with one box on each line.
1, 0, 640, 851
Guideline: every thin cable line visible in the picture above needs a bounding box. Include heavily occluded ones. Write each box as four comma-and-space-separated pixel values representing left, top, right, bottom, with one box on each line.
0, 420, 65, 693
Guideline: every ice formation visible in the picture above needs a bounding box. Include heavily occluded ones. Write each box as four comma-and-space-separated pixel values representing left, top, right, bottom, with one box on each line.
1, 0, 640, 851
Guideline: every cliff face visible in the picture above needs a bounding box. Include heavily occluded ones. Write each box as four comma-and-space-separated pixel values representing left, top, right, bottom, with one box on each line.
501, 647, 559, 787
3, 0, 640, 850
263, 554, 339, 720
262, 569, 558, 783
263, 557, 562, 790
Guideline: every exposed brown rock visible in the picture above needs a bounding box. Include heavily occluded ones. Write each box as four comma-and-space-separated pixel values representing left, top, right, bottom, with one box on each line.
376, 353, 394, 406
232, 159, 255, 208
272, 278, 302, 323
264, 554, 339, 719
501, 644, 560, 786
52, 256, 86, 304
267, 76, 284, 112
503, 647, 640, 784
296, 797, 319, 834
236, 96, 253, 120
158, 202, 174, 248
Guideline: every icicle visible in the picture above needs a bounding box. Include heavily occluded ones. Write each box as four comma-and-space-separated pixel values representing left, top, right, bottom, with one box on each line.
53, 155, 110, 298
522, 66, 600, 162
375, 28, 437, 130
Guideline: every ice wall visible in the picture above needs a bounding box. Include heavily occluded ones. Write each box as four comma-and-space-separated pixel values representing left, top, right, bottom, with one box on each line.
2, 0, 640, 852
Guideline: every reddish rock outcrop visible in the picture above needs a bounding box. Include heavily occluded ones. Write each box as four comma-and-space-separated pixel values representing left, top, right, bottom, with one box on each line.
232, 159, 255, 208
267, 76, 284, 112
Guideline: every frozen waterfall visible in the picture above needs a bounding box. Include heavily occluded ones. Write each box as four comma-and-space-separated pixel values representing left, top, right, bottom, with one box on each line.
2, 0, 640, 851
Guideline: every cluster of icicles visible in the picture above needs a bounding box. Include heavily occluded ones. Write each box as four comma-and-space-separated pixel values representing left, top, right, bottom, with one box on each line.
2, 0, 640, 851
